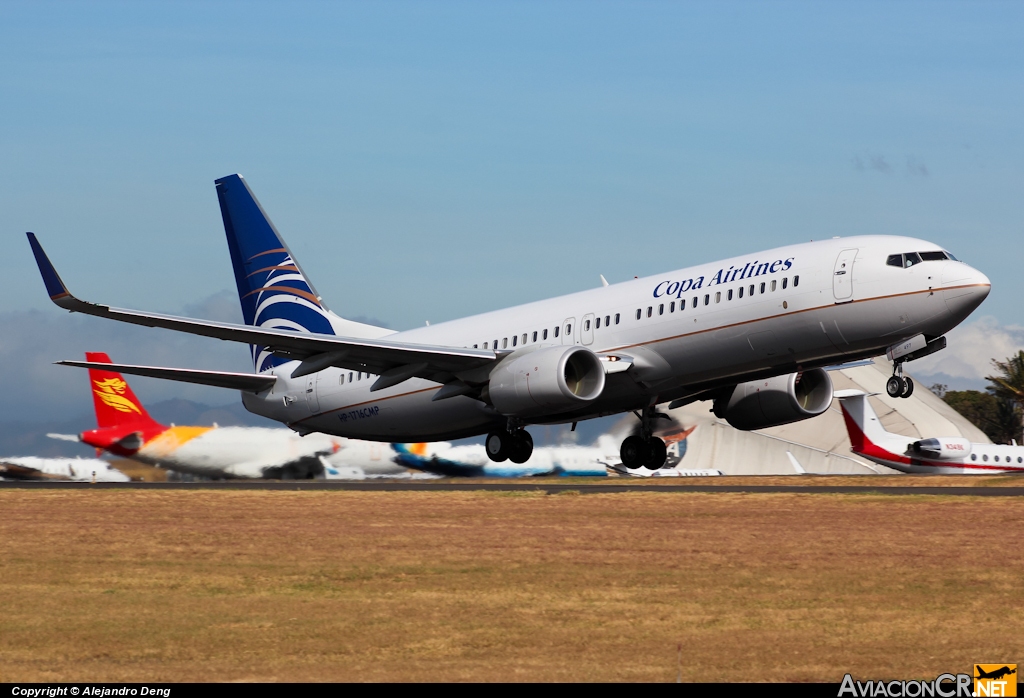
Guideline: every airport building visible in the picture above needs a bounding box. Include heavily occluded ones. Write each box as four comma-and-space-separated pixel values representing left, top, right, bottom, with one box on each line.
644, 358, 989, 475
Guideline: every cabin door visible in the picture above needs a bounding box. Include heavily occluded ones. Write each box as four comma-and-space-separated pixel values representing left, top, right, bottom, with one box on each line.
581, 313, 595, 345
832, 248, 858, 302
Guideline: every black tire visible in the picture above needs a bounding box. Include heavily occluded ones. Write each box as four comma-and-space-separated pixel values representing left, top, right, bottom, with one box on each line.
508, 430, 534, 464
901, 376, 915, 399
645, 437, 668, 469
485, 431, 508, 462
620, 435, 649, 469
886, 376, 904, 398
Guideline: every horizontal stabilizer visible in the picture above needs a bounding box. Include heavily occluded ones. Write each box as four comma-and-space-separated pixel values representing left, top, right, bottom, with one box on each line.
46, 433, 81, 442
56, 360, 277, 393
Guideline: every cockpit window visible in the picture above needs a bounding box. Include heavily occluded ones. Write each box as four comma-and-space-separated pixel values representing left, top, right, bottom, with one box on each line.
889, 250, 958, 268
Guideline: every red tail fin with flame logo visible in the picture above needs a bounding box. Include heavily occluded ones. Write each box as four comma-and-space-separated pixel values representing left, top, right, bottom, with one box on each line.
85, 352, 164, 430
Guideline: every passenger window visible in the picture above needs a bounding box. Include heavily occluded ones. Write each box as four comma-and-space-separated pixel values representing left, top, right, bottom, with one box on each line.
658, 304, 664, 315
704, 294, 710, 306
339, 374, 345, 385
782, 278, 787, 289
605, 315, 611, 326
715, 292, 721, 303
886, 254, 904, 268
760, 282, 766, 294
502, 338, 508, 348
793, 275, 799, 287
994, 455, 1000, 463
483, 342, 488, 349
493, 339, 498, 348
614, 313, 620, 324
771, 280, 777, 292
692, 297, 698, 308
738, 287, 744, 298
584, 320, 590, 331
349, 372, 354, 382
748, 284, 754, 296
971, 454, 977, 461
543, 329, 548, 340
532, 331, 538, 342
669, 302, 675, 313
473, 344, 478, 349
647, 306, 652, 318
595, 317, 601, 329
727, 289, 733, 301
904, 252, 922, 267
983, 454, 988, 462
636, 309, 642, 320
522, 333, 527, 345
512, 335, 517, 347
565, 323, 571, 335
554, 327, 559, 338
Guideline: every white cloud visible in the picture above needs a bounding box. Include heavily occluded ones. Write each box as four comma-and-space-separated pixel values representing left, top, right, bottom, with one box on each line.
910, 316, 1024, 384
0, 291, 252, 422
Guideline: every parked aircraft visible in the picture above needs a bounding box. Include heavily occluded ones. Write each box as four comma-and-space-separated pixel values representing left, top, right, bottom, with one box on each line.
392, 440, 610, 477
836, 390, 1024, 474
28, 174, 990, 470
0, 456, 129, 482
54, 353, 408, 479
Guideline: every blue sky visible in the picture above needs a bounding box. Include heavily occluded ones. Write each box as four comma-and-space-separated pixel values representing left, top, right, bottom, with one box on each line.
1, 1, 1022, 419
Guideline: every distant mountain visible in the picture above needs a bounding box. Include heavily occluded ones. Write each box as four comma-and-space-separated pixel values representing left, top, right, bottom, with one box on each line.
0, 398, 280, 458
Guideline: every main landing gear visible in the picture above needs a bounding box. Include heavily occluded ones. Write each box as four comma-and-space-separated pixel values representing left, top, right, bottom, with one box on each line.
485, 425, 534, 464
886, 361, 915, 399
619, 406, 669, 470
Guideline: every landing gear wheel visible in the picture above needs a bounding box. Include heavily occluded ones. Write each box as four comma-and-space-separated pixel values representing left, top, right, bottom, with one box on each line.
901, 376, 915, 399
886, 376, 904, 398
620, 435, 649, 469
508, 430, 534, 464
645, 437, 667, 469
485, 431, 509, 462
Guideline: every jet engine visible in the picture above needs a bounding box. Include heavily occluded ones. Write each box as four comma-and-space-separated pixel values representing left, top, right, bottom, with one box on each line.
713, 368, 833, 431
910, 438, 972, 460
486, 345, 605, 418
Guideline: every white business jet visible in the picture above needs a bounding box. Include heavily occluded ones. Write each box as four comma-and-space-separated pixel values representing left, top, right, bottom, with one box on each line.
27, 174, 991, 470
836, 390, 1024, 474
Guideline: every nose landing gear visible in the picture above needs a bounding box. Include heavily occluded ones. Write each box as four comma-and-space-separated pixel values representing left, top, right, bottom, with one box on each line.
619, 406, 669, 470
485, 424, 534, 464
886, 362, 915, 399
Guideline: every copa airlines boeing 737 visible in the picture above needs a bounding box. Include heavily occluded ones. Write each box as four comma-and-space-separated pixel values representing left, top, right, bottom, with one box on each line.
27, 174, 991, 469
836, 390, 1024, 474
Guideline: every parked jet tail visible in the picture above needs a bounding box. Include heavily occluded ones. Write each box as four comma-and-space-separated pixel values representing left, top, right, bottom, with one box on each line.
214, 174, 392, 373
85, 352, 165, 431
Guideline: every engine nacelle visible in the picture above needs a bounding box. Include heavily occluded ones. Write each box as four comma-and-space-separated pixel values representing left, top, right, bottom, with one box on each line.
713, 368, 833, 431
910, 437, 972, 460
487, 345, 606, 418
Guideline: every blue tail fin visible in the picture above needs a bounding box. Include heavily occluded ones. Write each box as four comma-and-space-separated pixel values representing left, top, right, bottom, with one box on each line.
215, 174, 391, 371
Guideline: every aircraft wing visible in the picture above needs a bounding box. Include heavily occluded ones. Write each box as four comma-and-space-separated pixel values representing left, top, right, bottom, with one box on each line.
55, 360, 277, 393
28, 233, 498, 386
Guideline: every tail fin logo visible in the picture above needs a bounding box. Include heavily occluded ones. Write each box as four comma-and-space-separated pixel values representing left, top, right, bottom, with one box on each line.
92, 378, 142, 414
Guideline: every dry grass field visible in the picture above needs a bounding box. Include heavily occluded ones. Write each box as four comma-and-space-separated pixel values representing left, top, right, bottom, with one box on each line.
1, 487, 1022, 682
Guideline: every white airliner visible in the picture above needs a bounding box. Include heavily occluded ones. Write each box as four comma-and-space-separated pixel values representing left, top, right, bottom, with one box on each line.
836, 390, 1024, 474
53, 352, 408, 480
0, 456, 130, 482
27, 174, 991, 470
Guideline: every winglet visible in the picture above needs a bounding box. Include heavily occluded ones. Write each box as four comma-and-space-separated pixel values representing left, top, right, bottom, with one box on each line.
26, 233, 76, 308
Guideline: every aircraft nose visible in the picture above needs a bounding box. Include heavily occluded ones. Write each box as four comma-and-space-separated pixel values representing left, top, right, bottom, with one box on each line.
942, 262, 990, 319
